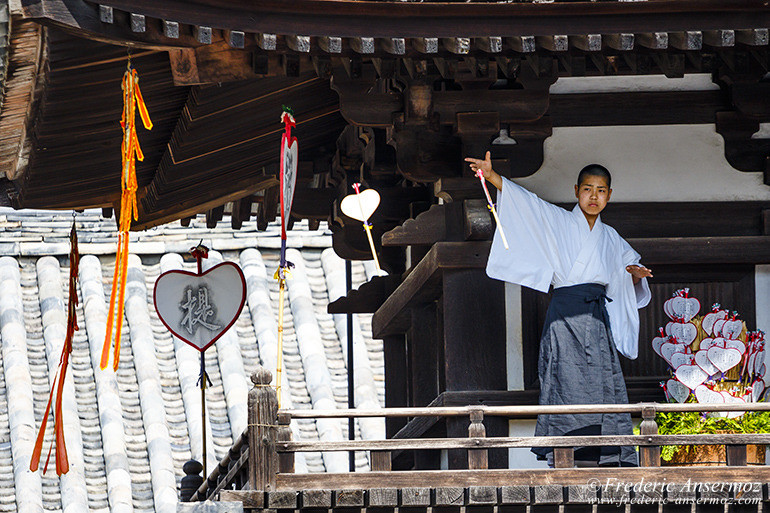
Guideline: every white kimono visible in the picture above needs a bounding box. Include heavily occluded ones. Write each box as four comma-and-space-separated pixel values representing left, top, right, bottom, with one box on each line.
486, 176, 651, 359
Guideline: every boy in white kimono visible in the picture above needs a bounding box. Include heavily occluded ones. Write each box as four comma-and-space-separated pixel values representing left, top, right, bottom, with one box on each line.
465, 152, 652, 467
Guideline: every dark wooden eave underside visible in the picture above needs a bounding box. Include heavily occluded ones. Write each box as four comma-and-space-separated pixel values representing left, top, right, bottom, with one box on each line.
20, 0, 770, 54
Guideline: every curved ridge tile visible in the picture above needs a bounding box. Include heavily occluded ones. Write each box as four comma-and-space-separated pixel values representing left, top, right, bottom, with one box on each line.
124, 255, 177, 513
320, 250, 384, 442
238, 248, 308, 473
35, 256, 88, 513
142, 262, 191, 485
78, 255, 133, 513
284, 249, 347, 473
0, 257, 42, 513
158, 254, 216, 475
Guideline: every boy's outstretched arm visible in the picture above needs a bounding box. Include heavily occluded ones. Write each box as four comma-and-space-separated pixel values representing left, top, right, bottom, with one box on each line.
465, 151, 503, 191
626, 264, 653, 285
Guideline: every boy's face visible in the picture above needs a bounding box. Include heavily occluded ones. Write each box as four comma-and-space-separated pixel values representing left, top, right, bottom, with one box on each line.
574, 174, 612, 217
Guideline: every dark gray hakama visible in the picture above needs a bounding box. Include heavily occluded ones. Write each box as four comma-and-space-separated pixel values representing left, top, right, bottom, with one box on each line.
531, 283, 638, 466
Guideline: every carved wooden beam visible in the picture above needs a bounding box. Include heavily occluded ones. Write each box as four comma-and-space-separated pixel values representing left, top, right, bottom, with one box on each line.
637, 32, 668, 50
571, 34, 602, 52
736, 29, 769, 46
704, 29, 735, 48
536, 35, 568, 52
669, 31, 702, 50
319, 36, 342, 54
327, 275, 401, 314
507, 36, 536, 53
604, 33, 634, 51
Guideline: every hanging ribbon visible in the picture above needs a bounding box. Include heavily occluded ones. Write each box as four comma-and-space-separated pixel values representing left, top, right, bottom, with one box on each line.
31, 221, 80, 475
102, 60, 153, 371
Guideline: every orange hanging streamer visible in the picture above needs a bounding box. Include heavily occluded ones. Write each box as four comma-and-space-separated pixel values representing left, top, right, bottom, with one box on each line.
30, 222, 80, 475
101, 65, 153, 371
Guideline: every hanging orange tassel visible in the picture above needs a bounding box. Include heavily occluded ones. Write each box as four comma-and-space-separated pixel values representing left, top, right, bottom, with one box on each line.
102, 64, 152, 371
31, 222, 80, 475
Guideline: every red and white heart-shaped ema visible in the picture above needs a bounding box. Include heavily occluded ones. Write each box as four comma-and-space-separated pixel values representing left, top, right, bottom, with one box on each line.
675, 364, 708, 390
707, 346, 742, 373
702, 309, 727, 336
154, 262, 246, 352
664, 296, 700, 323
665, 321, 698, 345
665, 378, 691, 403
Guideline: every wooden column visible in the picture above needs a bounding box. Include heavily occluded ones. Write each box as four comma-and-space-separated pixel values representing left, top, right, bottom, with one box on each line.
383, 335, 408, 438
248, 367, 279, 491
408, 303, 442, 469
443, 269, 507, 468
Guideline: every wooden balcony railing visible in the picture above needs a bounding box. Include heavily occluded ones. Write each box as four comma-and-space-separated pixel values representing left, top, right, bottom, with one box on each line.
191, 368, 770, 503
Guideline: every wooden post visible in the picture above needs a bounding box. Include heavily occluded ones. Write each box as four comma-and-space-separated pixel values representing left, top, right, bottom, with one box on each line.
248, 366, 279, 491
553, 448, 574, 468
370, 451, 392, 471
726, 444, 747, 466
467, 409, 488, 470
639, 404, 660, 467
277, 412, 295, 474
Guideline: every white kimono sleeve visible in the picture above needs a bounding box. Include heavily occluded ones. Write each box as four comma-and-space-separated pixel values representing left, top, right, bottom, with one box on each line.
605, 239, 651, 360
485, 177, 573, 292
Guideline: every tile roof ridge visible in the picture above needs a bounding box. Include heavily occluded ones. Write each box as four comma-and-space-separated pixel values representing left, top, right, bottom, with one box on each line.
78, 255, 135, 512
124, 253, 178, 513
0, 257, 43, 513
35, 256, 89, 511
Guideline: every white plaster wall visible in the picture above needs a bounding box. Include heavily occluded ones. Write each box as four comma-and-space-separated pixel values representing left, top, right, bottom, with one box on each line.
508, 420, 549, 469
550, 73, 719, 94
512, 124, 770, 203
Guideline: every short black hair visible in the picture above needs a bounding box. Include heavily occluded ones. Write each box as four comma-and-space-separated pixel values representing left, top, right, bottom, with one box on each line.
577, 164, 611, 188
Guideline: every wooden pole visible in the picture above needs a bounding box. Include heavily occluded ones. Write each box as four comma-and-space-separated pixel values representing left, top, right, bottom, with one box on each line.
248, 367, 279, 491
346, 260, 355, 472
277, 278, 285, 408
200, 352, 208, 478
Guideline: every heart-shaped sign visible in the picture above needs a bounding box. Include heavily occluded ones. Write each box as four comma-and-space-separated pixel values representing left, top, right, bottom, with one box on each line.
661, 342, 686, 366
702, 310, 727, 336
667, 296, 700, 323
707, 346, 742, 373
666, 321, 698, 345
724, 339, 746, 354
154, 262, 246, 352
675, 364, 708, 390
280, 134, 299, 237
753, 380, 766, 402
755, 351, 766, 374
652, 335, 668, 357
713, 319, 726, 337
699, 338, 715, 351
694, 384, 724, 404
721, 392, 746, 418
695, 350, 719, 376
666, 378, 691, 403
340, 189, 381, 223
722, 319, 743, 340
670, 352, 695, 370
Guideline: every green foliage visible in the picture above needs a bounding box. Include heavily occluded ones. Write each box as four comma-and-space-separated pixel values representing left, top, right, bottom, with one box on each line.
653, 410, 770, 461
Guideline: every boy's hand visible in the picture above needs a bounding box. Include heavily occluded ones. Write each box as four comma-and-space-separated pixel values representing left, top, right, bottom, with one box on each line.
626, 265, 653, 285
465, 151, 502, 191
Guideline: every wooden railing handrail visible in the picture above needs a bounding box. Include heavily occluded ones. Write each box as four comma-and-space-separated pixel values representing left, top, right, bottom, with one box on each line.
281, 401, 770, 418
276, 433, 770, 453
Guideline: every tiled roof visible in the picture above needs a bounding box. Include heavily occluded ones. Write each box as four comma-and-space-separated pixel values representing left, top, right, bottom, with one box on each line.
0, 208, 385, 513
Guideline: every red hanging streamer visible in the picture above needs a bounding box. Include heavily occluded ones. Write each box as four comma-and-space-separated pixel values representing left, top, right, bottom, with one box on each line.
30, 221, 80, 475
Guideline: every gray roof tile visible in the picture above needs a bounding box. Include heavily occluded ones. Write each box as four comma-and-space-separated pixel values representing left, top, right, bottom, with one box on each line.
0, 209, 385, 511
